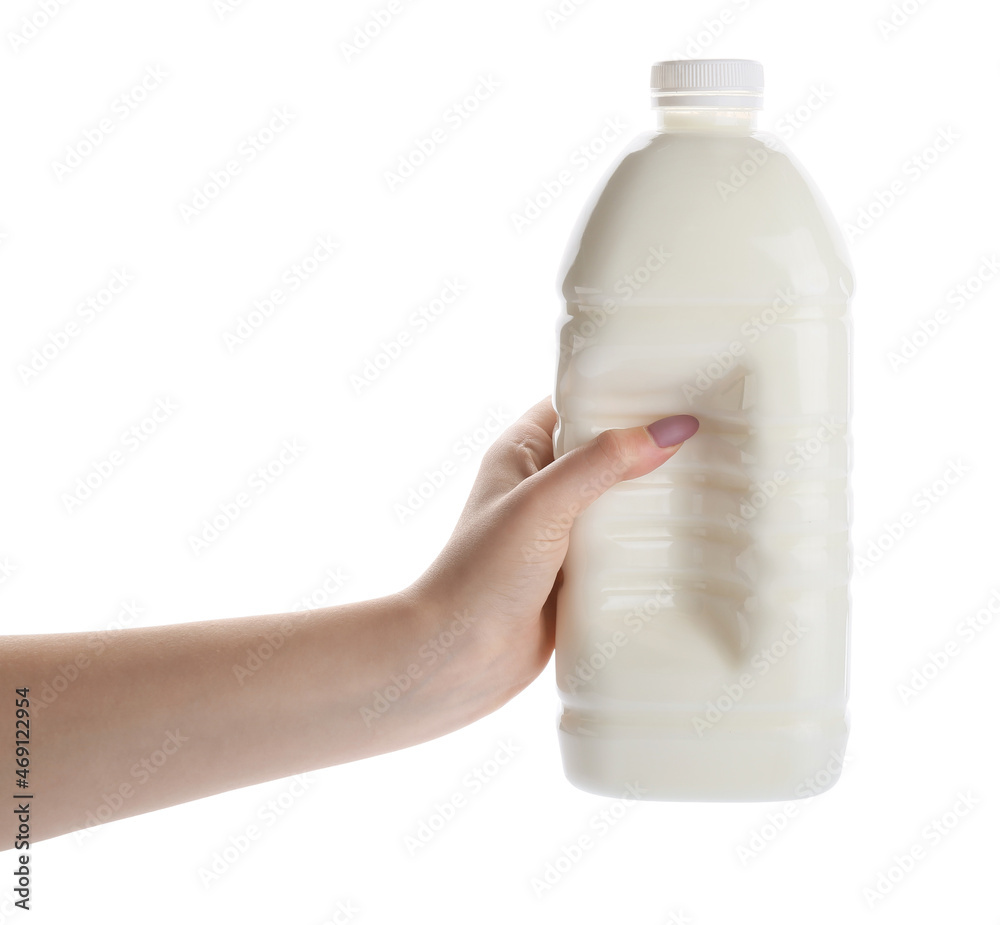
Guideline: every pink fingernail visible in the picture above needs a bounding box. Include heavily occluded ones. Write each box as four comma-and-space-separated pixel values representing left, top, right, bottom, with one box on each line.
647, 414, 699, 448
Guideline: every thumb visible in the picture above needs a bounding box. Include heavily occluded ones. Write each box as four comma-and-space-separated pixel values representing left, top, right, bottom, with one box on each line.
528, 413, 700, 523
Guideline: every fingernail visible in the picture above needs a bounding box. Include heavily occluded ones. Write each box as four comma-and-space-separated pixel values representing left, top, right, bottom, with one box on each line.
646, 414, 699, 448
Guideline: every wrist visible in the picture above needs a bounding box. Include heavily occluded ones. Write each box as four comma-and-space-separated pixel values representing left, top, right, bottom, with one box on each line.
398, 575, 541, 730
396, 582, 491, 718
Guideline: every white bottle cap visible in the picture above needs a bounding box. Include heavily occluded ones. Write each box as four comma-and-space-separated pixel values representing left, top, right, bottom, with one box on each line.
650, 59, 764, 109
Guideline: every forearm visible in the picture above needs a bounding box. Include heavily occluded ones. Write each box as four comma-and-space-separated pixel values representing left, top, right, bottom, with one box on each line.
1, 589, 487, 844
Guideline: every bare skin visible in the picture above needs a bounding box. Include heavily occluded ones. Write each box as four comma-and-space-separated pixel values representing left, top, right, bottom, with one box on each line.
1, 396, 697, 844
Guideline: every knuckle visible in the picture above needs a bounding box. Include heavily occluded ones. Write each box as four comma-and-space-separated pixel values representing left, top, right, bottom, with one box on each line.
486, 431, 545, 479
594, 428, 627, 472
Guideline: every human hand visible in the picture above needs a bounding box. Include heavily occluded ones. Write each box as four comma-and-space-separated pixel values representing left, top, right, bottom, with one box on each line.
1, 396, 698, 844
407, 396, 699, 723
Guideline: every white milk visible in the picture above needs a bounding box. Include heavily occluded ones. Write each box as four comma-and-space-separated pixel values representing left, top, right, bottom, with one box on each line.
553, 60, 854, 800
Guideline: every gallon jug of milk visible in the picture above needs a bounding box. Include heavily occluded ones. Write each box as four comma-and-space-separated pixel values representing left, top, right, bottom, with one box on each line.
553, 59, 853, 800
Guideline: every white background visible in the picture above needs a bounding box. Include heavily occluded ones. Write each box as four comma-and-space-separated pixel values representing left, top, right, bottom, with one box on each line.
2, 0, 999, 922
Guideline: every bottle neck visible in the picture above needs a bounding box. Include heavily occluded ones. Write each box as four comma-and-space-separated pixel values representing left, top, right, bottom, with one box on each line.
653, 108, 758, 134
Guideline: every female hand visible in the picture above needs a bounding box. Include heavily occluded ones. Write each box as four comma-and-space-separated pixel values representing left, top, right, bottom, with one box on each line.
1, 396, 697, 843
407, 396, 700, 720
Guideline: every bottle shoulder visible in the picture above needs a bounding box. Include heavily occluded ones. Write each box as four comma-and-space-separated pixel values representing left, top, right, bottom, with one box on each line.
559, 129, 855, 303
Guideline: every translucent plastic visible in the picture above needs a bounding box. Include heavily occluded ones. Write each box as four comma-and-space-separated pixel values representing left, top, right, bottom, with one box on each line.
553, 108, 854, 801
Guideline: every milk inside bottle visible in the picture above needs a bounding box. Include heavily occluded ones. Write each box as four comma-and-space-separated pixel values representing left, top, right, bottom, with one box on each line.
553, 59, 854, 800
